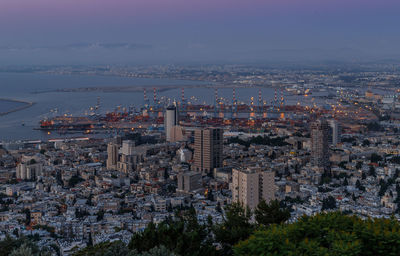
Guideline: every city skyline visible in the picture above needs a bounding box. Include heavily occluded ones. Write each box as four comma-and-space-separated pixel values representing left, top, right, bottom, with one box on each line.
2, 1, 400, 255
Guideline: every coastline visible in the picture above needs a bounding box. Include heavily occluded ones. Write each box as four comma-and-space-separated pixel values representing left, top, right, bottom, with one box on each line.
0, 98, 35, 117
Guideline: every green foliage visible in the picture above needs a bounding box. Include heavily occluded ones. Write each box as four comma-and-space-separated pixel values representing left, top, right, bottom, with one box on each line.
321, 196, 337, 211
68, 175, 84, 187
356, 179, 365, 191
10, 243, 33, 256
367, 122, 383, 132
362, 139, 370, 147
338, 161, 347, 169
370, 153, 383, 163
33, 224, 55, 234
254, 200, 290, 226
234, 212, 400, 256
96, 210, 105, 221
341, 137, 356, 143
0, 236, 51, 256
22, 208, 30, 226
128, 209, 218, 256
378, 177, 395, 197
213, 203, 253, 254
369, 166, 376, 177
74, 241, 132, 256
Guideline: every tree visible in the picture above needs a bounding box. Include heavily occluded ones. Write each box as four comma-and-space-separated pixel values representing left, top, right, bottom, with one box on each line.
362, 139, 370, 147
10, 243, 33, 256
254, 200, 290, 226
0, 236, 51, 256
87, 232, 93, 247
74, 241, 131, 256
234, 212, 400, 256
338, 161, 347, 169
86, 193, 93, 206
370, 153, 382, 163
22, 208, 31, 226
215, 202, 222, 213
140, 246, 176, 256
213, 202, 253, 254
368, 166, 376, 177
128, 209, 218, 256
96, 210, 105, 221
355, 180, 365, 191
362, 172, 366, 180
321, 196, 336, 211
343, 177, 349, 186
68, 175, 84, 187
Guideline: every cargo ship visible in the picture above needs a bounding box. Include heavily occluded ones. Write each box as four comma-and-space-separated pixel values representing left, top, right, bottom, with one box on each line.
39, 116, 103, 131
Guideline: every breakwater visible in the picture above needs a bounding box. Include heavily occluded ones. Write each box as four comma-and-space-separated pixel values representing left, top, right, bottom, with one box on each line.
0, 98, 35, 116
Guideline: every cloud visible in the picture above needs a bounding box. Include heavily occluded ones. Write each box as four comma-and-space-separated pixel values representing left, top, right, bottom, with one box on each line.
0, 42, 153, 52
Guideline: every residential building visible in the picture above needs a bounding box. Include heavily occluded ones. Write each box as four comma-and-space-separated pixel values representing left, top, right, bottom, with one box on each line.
231, 167, 275, 209
177, 171, 202, 193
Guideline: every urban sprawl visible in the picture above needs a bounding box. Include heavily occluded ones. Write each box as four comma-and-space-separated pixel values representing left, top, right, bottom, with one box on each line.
1, 64, 400, 255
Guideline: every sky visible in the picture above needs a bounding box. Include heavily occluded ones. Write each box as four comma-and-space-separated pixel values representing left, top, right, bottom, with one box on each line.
0, 0, 400, 65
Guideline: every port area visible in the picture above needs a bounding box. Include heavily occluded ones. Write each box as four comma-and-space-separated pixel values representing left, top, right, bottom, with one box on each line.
36, 101, 371, 135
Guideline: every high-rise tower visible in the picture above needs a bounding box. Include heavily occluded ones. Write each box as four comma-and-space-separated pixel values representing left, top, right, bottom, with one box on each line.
106, 142, 118, 170
165, 105, 179, 142
328, 119, 341, 146
311, 119, 330, 169
193, 127, 223, 175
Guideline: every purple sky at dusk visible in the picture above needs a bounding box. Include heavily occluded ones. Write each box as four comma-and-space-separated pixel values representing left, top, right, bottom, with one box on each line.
1, 0, 399, 65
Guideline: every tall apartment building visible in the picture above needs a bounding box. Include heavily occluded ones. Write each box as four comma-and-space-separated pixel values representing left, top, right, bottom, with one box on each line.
328, 119, 341, 146
193, 127, 223, 174
121, 140, 135, 155
117, 140, 139, 173
311, 119, 330, 169
231, 167, 275, 209
16, 156, 43, 180
165, 105, 179, 142
106, 142, 118, 170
